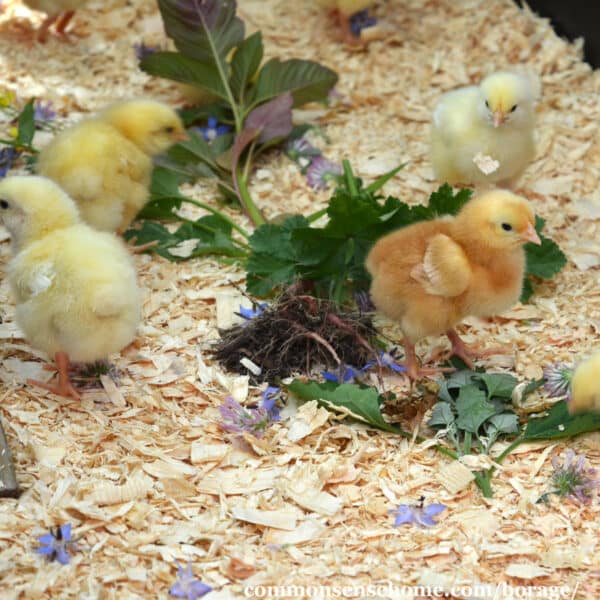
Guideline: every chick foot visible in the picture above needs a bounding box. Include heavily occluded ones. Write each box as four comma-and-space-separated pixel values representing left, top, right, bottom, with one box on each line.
403, 340, 454, 381
446, 329, 509, 369
28, 352, 81, 400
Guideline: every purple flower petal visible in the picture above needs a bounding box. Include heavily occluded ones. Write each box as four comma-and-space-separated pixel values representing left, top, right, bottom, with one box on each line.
306, 156, 342, 190
56, 547, 71, 565
422, 503, 447, 517
59, 523, 72, 541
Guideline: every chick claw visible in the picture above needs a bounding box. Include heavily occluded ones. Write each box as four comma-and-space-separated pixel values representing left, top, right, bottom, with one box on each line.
27, 352, 81, 400
403, 340, 455, 381
446, 329, 509, 369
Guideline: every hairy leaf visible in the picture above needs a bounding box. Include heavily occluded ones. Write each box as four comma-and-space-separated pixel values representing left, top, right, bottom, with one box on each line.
287, 380, 400, 433
523, 401, 600, 440
249, 58, 338, 108
140, 52, 229, 100
428, 402, 456, 428
156, 0, 244, 63
455, 385, 497, 433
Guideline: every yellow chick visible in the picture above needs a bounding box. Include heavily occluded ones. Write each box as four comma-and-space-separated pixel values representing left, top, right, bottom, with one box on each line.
569, 353, 600, 414
22, 0, 89, 42
366, 189, 540, 380
36, 99, 186, 234
0, 176, 141, 399
431, 71, 537, 186
315, 0, 373, 44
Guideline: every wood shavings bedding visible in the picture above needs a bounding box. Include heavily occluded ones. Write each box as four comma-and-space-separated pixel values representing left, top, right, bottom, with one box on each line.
1, 0, 600, 597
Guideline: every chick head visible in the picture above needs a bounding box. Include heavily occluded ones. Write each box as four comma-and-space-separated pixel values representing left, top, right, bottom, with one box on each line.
479, 71, 536, 128
100, 99, 186, 156
569, 353, 600, 414
0, 176, 79, 250
456, 189, 541, 250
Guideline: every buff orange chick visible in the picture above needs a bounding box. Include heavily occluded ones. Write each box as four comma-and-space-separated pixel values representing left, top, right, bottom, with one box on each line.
366, 189, 541, 380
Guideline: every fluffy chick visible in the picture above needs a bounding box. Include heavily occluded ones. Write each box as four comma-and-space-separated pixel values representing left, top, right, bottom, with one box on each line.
0, 176, 141, 399
315, 0, 373, 44
36, 99, 186, 234
22, 0, 89, 42
366, 189, 541, 380
569, 353, 600, 413
431, 71, 537, 186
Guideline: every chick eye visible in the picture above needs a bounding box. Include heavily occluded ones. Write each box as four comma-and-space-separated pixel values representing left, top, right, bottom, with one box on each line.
0, 199, 9, 210
164, 126, 175, 134
510, 105, 517, 112
485, 100, 490, 109
501, 223, 513, 231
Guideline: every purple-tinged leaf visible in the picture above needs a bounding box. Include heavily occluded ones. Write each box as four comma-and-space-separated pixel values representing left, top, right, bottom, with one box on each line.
245, 92, 293, 144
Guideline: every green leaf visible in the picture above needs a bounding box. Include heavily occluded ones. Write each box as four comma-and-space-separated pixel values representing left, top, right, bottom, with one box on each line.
16, 100, 35, 147
156, 0, 245, 64
230, 31, 263, 100
524, 401, 600, 440
427, 183, 472, 217
365, 163, 407, 194
286, 380, 400, 433
140, 52, 229, 100
525, 235, 567, 279
249, 58, 338, 109
428, 402, 456, 428
520, 276, 534, 303
479, 373, 518, 399
455, 385, 497, 433
486, 413, 520, 435
150, 166, 186, 199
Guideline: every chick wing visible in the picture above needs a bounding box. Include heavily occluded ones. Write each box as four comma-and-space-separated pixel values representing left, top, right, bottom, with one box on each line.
410, 233, 471, 297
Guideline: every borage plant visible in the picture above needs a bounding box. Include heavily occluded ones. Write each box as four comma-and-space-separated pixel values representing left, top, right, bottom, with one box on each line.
139, 0, 338, 226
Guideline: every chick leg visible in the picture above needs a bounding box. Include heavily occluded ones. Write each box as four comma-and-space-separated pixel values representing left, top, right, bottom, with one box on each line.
37, 15, 59, 43
446, 329, 509, 369
54, 10, 75, 37
27, 352, 82, 400
403, 340, 454, 381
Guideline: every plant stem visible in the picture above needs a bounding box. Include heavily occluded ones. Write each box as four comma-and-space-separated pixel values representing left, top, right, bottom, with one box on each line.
179, 197, 250, 238
342, 159, 358, 196
236, 168, 265, 227
306, 207, 328, 223
473, 471, 493, 498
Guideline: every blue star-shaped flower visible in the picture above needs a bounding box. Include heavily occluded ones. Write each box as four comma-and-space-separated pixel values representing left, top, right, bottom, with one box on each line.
238, 302, 267, 320
196, 117, 231, 142
169, 562, 212, 600
390, 502, 446, 528
36, 523, 74, 564
260, 385, 281, 421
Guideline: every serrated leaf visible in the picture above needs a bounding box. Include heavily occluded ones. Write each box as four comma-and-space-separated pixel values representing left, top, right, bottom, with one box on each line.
231, 31, 263, 100
520, 276, 535, 303
249, 58, 337, 108
523, 401, 600, 440
157, 0, 245, 64
428, 402, 456, 427
455, 385, 496, 433
286, 380, 400, 433
479, 373, 518, 399
427, 183, 472, 217
525, 235, 567, 279
140, 52, 229, 100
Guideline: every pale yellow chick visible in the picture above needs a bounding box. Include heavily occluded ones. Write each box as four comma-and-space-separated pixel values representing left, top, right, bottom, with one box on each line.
22, 0, 90, 42
431, 71, 537, 186
0, 176, 141, 399
366, 189, 540, 380
569, 353, 600, 414
314, 0, 373, 44
36, 99, 186, 234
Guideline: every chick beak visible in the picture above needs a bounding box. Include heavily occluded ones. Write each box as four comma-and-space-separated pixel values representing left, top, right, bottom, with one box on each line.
492, 111, 505, 128
173, 130, 189, 142
521, 222, 541, 245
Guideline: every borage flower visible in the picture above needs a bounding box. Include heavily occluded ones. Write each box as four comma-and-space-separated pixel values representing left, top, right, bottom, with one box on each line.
33, 100, 56, 126
550, 449, 600, 504
377, 351, 406, 374
390, 498, 446, 528
543, 363, 574, 399
169, 562, 212, 600
0, 146, 19, 178
35, 523, 77, 564
219, 397, 274, 438
285, 137, 321, 163
323, 364, 367, 384
260, 385, 281, 422
196, 116, 230, 142
238, 302, 267, 321
134, 42, 160, 61
306, 156, 342, 190
349, 10, 377, 37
